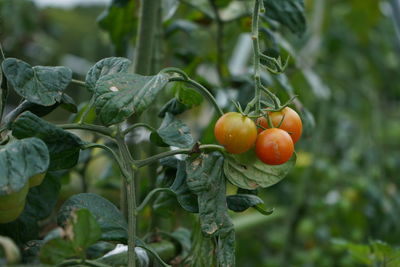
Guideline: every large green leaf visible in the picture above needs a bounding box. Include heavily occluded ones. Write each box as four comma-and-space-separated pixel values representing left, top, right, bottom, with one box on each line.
94, 72, 169, 125
153, 112, 194, 148
263, 0, 306, 36
2, 58, 72, 106
11, 111, 84, 170
224, 153, 297, 190
0, 138, 49, 195
39, 238, 75, 265
186, 153, 235, 266
70, 209, 102, 254
57, 193, 128, 242
40, 209, 101, 265
85, 57, 132, 91
97, 0, 137, 56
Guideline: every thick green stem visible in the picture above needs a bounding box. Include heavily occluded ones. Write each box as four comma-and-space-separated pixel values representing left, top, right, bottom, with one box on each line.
134, 0, 161, 75
168, 77, 224, 116
135, 144, 225, 168
116, 132, 137, 267
252, 0, 262, 113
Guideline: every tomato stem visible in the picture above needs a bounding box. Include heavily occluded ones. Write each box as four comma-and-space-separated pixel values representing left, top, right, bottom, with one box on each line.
134, 144, 225, 168
116, 129, 137, 267
123, 122, 157, 136
168, 76, 224, 116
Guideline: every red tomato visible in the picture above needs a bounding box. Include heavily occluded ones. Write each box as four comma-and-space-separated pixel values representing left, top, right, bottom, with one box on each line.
256, 128, 294, 165
257, 107, 302, 144
214, 112, 257, 154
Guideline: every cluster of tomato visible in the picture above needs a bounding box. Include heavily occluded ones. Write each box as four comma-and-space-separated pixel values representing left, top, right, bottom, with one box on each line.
0, 173, 46, 224
214, 107, 302, 165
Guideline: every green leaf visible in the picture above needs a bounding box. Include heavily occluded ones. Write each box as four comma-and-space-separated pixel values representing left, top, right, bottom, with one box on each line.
175, 85, 203, 108
0, 138, 49, 195
226, 194, 263, 212
155, 113, 194, 148
40, 209, 102, 265
94, 72, 169, 126
4, 93, 77, 126
24, 172, 61, 221
186, 152, 235, 266
85, 57, 132, 91
2, 58, 72, 106
11, 111, 84, 170
186, 153, 226, 236
97, 0, 137, 56
162, 0, 180, 21
170, 161, 199, 213
39, 237, 75, 265
57, 193, 128, 242
158, 98, 189, 118
224, 153, 297, 190
70, 209, 102, 253
263, 0, 306, 36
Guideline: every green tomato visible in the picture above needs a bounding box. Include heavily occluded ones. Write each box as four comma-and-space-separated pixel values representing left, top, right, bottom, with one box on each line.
0, 182, 29, 211
29, 173, 46, 188
0, 201, 25, 224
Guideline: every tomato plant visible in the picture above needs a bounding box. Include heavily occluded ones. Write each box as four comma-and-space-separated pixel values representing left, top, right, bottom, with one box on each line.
255, 128, 294, 165
214, 112, 257, 154
257, 107, 303, 144
0, 0, 310, 266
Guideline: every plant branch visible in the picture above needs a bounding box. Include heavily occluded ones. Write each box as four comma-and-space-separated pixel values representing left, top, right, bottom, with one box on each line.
136, 188, 174, 213
59, 123, 113, 137
82, 143, 128, 179
168, 77, 224, 116
135, 144, 225, 168
252, 0, 262, 113
123, 123, 156, 136
71, 79, 87, 87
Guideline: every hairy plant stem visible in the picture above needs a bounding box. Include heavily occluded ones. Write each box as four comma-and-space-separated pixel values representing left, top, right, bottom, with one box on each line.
245, 0, 279, 115
116, 131, 137, 267
252, 0, 262, 114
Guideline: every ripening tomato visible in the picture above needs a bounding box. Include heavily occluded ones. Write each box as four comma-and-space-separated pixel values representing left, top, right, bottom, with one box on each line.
214, 112, 257, 154
256, 128, 294, 165
257, 107, 302, 144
